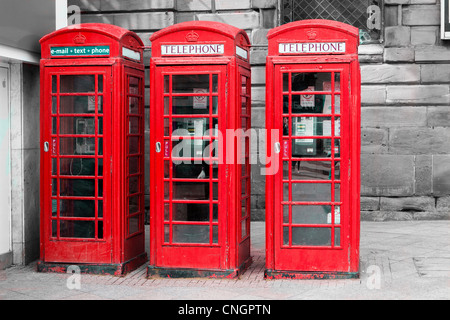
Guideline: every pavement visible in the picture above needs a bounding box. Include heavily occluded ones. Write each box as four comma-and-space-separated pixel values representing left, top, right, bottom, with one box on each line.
0, 221, 449, 300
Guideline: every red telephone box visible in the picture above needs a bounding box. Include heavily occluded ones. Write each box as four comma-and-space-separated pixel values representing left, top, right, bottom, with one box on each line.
38, 24, 147, 275
148, 21, 252, 278
265, 20, 361, 279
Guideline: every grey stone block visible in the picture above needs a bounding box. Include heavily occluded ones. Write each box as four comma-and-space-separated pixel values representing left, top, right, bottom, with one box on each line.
403, 5, 440, 26
361, 155, 415, 196
433, 155, 450, 195
362, 106, 427, 127
361, 64, 420, 84
380, 197, 435, 212
386, 85, 450, 105
361, 128, 388, 154
415, 155, 433, 195
390, 127, 450, 154
384, 26, 411, 47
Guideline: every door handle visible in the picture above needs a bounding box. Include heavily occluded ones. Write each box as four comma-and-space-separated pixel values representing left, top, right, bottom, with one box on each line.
44, 141, 49, 152
155, 142, 161, 153
274, 142, 281, 154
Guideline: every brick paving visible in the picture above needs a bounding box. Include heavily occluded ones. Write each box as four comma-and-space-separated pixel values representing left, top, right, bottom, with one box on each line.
0, 221, 449, 300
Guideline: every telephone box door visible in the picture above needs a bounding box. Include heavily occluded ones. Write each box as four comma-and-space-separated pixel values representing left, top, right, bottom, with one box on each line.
273, 63, 351, 272
152, 65, 228, 270
42, 66, 112, 264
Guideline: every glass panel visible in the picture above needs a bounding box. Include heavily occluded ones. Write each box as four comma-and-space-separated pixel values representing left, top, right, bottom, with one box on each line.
291, 227, 332, 246
291, 160, 335, 180
98, 221, 103, 239
164, 75, 170, 93
60, 75, 95, 93
212, 74, 218, 93
291, 138, 339, 158
283, 227, 290, 245
241, 97, 248, 115
98, 138, 103, 156
129, 136, 139, 154
291, 205, 331, 224
129, 97, 139, 114
60, 158, 96, 176
335, 227, 341, 246
290, 117, 333, 137
52, 158, 57, 175
129, 176, 139, 194
60, 137, 95, 155
213, 225, 218, 243
98, 96, 103, 114
129, 216, 140, 235
52, 117, 57, 134
173, 96, 210, 115
60, 96, 96, 114
291, 183, 332, 202
98, 200, 103, 218
129, 117, 140, 134
98, 75, 103, 93
129, 76, 139, 95
164, 204, 170, 221
171, 163, 210, 179
283, 73, 289, 92
60, 220, 95, 239
52, 199, 57, 217
60, 116, 95, 135
98, 117, 103, 135
164, 224, 170, 243
173, 181, 209, 200
52, 220, 57, 237
213, 183, 218, 200
59, 178, 95, 197
129, 195, 139, 214
172, 74, 210, 94
291, 72, 331, 92
129, 156, 139, 175
172, 224, 210, 244
60, 199, 95, 217
52, 96, 57, 114
98, 179, 103, 197
172, 118, 209, 136
52, 179, 57, 196
52, 76, 57, 93
173, 203, 210, 222
164, 97, 170, 115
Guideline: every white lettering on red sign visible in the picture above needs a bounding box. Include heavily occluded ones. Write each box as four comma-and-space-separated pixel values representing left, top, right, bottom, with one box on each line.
161, 44, 225, 56
279, 42, 346, 54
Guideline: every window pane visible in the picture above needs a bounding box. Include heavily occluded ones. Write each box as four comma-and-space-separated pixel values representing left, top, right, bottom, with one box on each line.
281, 0, 382, 43
173, 224, 210, 244
172, 74, 210, 93
60, 75, 95, 93
60, 96, 96, 114
60, 220, 95, 239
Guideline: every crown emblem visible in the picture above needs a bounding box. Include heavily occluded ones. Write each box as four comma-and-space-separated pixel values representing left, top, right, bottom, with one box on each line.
186, 30, 199, 42
73, 33, 86, 44
306, 29, 317, 40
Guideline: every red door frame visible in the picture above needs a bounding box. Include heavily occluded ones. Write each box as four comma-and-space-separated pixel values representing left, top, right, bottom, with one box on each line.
150, 63, 229, 272
41, 65, 113, 264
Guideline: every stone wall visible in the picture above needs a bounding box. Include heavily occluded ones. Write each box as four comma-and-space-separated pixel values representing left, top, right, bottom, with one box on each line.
68, 0, 450, 221
360, 0, 450, 221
